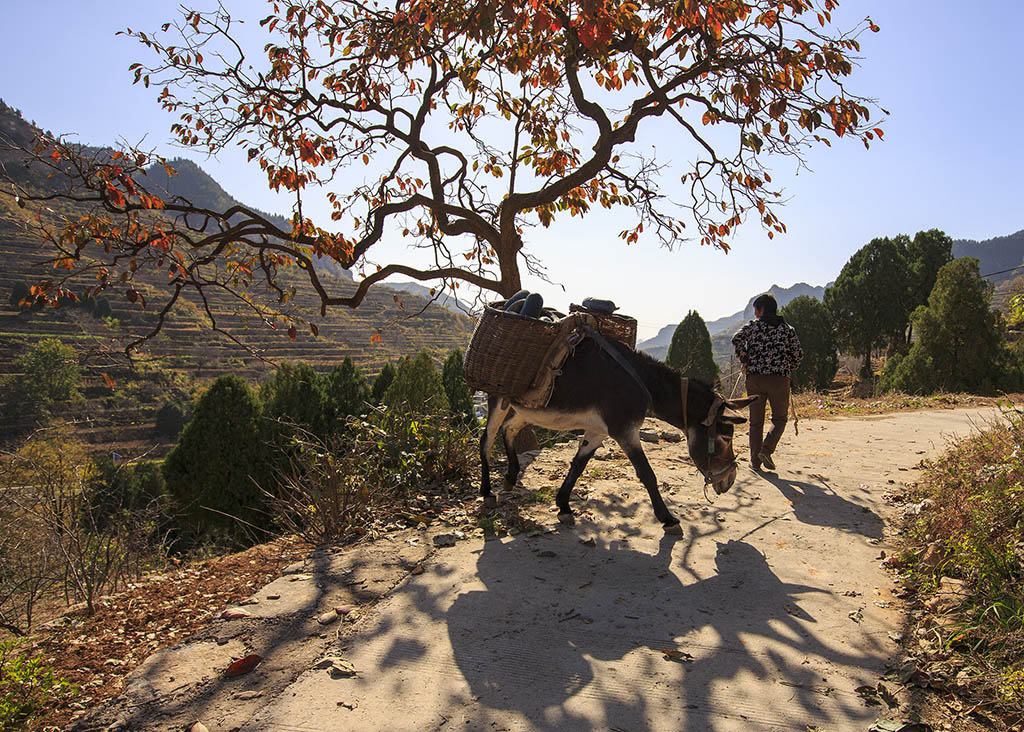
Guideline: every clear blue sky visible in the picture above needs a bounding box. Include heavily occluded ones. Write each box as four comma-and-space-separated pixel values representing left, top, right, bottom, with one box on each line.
2, 1, 1022, 339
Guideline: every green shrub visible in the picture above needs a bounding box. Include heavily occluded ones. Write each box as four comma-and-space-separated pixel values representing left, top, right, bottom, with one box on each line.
260, 362, 329, 439
14, 338, 81, 408
899, 407, 1024, 727
442, 349, 476, 425
155, 397, 191, 439
0, 639, 76, 732
87, 456, 174, 538
325, 358, 369, 433
383, 351, 448, 412
163, 375, 272, 546
370, 361, 396, 403
268, 402, 477, 544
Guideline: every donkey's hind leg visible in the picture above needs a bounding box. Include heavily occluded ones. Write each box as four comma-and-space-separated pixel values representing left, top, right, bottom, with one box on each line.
500, 411, 530, 493
616, 430, 681, 532
555, 429, 606, 524
480, 396, 511, 508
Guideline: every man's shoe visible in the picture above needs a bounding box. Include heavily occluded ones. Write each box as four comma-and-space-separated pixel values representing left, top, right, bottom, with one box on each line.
751, 459, 762, 472
758, 452, 776, 471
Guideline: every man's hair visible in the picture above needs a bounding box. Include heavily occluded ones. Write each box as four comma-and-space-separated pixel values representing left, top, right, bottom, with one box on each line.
752, 293, 778, 317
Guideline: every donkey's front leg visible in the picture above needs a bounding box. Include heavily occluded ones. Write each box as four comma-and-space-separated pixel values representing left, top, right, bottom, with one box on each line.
555, 429, 606, 524
617, 432, 681, 533
480, 396, 511, 508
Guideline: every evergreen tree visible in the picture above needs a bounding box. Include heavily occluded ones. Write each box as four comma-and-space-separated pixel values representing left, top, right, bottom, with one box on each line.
780, 296, 838, 391
370, 361, 397, 403
383, 351, 449, 412
442, 349, 476, 425
325, 357, 369, 432
163, 374, 270, 544
905, 229, 953, 341
879, 258, 1005, 394
824, 237, 911, 378
260, 362, 328, 439
666, 311, 719, 385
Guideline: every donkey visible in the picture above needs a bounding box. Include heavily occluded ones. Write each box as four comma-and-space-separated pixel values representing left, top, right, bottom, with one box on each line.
480, 332, 756, 533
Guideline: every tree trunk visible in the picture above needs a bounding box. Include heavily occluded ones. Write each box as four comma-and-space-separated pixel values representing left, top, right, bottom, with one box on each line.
860, 350, 873, 380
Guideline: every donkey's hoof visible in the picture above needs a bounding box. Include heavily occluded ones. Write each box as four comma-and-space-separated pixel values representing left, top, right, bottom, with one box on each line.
557, 511, 575, 526
663, 522, 683, 535
482, 495, 498, 509
502, 480, 517, 493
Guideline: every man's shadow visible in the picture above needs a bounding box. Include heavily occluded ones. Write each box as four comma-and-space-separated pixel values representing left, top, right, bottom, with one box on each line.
446, 533, 885, 732
758, 470, 884, 538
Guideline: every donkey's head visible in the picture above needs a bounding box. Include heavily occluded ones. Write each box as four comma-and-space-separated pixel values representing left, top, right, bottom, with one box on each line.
684, 392, 758, 495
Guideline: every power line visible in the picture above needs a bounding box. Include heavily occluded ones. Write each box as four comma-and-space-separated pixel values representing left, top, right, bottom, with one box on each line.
981, 263, 1024, 280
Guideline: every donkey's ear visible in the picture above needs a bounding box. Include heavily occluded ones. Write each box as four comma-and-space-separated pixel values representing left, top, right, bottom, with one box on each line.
720, 414, 747, 425
724, 395, 758, 410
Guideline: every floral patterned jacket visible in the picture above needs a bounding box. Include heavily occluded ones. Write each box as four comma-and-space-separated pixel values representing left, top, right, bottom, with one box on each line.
731, 317, 803, 376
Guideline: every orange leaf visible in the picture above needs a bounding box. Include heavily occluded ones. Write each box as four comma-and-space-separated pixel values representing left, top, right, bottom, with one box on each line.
102, 372, 116, 389
225, 654, 263, 677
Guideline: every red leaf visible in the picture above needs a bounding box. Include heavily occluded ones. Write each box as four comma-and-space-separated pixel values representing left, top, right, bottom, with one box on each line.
309, 323, 319, 337
225, 654, 263, 677
288, 325, 297, 341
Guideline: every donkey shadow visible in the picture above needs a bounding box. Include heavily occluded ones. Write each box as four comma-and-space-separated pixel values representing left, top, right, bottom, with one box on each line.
757, 470, 884, 538
446, 534, 884, 732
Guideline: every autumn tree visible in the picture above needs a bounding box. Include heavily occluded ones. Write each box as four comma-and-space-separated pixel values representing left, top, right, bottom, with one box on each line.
4, 1, 883, 351
666, 310, 719, 385
779, 295, 836, 390
824, 237, 910, 379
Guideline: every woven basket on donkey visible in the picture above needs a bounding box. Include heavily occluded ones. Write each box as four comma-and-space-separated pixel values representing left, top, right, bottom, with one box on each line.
463, 302, 567, 398
569, 305, 638, 350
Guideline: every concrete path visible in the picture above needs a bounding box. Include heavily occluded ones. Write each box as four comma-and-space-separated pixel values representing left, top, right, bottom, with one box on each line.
88, 407, 1003, 732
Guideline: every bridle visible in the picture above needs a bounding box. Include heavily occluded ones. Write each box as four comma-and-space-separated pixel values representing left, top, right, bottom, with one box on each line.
680, 377, 737, 487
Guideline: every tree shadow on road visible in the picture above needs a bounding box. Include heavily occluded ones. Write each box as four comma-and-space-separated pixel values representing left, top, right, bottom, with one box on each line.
758, 470, 885, 538
445, 523, 889, 732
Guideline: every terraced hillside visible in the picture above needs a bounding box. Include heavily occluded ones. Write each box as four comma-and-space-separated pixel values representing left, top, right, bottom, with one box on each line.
0, 103, 477, 454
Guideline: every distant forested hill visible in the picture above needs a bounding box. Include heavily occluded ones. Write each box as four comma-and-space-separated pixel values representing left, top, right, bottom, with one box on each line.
953, 230, 1024, 284
638, 281, 829, 360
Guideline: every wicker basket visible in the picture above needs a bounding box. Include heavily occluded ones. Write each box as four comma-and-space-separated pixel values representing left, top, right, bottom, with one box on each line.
464, 302, 570, 399
464, 300, 638, 406
569, 304, 637, 350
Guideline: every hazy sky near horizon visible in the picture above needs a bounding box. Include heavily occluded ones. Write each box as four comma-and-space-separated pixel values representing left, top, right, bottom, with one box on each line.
2, 1, 1023, 339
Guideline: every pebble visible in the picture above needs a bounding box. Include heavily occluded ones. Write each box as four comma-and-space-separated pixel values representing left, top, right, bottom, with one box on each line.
318, 610, 339, 625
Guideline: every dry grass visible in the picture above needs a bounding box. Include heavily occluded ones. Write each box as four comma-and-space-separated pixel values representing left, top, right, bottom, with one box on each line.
893, 404, 1024, 730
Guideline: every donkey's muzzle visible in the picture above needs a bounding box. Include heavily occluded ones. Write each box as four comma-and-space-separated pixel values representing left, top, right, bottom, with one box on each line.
711, 463, 738, 494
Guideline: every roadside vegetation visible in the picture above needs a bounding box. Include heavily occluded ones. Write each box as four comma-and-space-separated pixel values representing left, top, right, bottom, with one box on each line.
894, 405, 1024, 730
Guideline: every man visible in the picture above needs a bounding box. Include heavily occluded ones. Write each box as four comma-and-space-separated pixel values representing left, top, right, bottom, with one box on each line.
732, 293, 803, 471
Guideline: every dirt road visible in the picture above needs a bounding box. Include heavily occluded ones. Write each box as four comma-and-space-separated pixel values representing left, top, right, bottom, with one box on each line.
84, 407, 1002, 732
